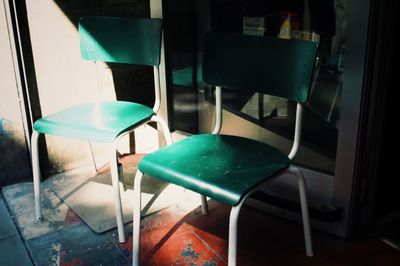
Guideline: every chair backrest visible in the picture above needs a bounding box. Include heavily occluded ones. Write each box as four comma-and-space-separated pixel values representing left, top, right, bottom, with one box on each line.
79, 17, 162, 66
203, 31, 318, 103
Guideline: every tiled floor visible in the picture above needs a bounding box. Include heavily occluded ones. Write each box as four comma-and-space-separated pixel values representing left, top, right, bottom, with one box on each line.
0, 188, 400, 266
1, 156, 400, 265
2, 191, 400, 266
0, 194, 32, 266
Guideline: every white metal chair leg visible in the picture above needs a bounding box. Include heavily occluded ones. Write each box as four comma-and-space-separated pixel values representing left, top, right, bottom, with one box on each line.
87, 141, 98, 174
201, 195, 209, 215
288, 166, 313, 256
110, 143, 126, 243
31, 131, 42, 221
118, 162, 126, 191
132, 170, 144, 266
150, 115, 173, 146
228, 199, 246, 266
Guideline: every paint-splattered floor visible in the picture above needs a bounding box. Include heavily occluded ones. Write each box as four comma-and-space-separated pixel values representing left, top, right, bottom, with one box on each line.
2, 196, 400, 266
2, 158, 400, 265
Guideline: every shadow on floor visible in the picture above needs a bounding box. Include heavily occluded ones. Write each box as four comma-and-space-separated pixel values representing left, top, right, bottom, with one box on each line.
1, 162, 400, 265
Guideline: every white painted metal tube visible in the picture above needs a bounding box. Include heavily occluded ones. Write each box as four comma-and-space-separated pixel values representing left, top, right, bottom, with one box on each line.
212, 86, 222, 134
228, 197, 247, 266
118, 162, 125, 191
86, 141, 98, 174
287, 166, 313, 256
200, 195, 209, 215
152, 66, 161, 113
132, 170, 144, 266
288, 103, 303, 160
109, 143, 126, 243
150, 115, 173, 145
31, 131, 42, 221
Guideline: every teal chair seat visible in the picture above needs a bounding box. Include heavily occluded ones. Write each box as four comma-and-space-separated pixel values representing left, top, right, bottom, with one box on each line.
33, 101, 154, 142
139, 134, 290, 205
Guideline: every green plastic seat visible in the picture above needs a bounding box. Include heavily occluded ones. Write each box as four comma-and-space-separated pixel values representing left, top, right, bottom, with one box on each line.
133, 31, 318, 266
31, 17, 172, 244
139, 134, 290, 205
33, 101, 154, 142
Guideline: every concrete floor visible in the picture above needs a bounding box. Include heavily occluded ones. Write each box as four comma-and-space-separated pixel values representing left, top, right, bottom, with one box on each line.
1, 158, 400, 265
0, 194, 32, 266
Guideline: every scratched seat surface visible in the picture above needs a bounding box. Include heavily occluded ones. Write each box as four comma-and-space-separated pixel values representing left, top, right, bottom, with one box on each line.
139, 134, 290, 205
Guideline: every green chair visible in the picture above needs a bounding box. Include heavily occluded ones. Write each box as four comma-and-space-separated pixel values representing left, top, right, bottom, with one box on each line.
132, 31, 318, 265
31, 17, 172, 243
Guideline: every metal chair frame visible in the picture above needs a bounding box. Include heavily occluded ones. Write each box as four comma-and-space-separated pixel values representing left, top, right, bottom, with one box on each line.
133, 87, 313, 265
31, 17, 172, 243
132, 31, 317, 265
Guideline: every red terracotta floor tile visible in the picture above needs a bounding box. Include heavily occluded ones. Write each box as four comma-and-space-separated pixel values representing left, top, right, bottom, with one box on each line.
63, 208, 83, 227
130, 199, 400, 266
97, 154, 400, 265
184, 223, 228, 261
143, 224, 226, 266
139, 207, 191, 253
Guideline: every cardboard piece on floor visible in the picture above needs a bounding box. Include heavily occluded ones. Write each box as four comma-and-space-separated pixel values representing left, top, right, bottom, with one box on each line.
60, 169, 192, 233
